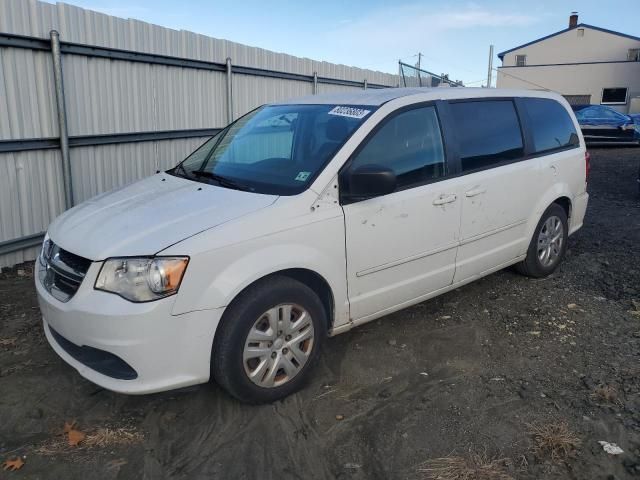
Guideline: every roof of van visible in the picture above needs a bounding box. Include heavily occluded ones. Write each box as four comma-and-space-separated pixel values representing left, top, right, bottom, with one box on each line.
273, 87, 562, 107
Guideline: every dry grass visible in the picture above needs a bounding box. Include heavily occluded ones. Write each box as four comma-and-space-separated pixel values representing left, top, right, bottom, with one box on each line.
527, 421, 580, 462
592, 384, 619, 404
84, 427, 144, 448
419, 453, 513, 480
35, 426, 143, 456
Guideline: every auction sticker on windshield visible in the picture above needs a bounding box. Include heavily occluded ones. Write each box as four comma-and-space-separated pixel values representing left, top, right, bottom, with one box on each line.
328, 106, 371, 119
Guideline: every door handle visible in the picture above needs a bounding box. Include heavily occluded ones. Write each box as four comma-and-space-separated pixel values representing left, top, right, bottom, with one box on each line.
465, 187, 486, 197
433, 194, 457, 205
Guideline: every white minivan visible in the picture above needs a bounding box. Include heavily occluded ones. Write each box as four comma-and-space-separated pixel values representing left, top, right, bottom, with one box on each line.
36, 88, 589, 403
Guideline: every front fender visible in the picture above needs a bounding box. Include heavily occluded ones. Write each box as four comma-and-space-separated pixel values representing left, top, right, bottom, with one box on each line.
168, 215, 350, 327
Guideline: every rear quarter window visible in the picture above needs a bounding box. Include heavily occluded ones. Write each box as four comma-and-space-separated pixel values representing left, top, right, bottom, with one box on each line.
522, 98, 579, 153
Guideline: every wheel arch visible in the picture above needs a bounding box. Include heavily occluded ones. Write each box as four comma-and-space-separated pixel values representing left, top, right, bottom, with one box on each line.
218, 268, 336, 334
525, 185, 574, 243
553, 196, 572, 220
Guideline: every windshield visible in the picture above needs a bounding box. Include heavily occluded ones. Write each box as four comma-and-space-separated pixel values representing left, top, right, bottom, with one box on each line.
169, 104, 375, 195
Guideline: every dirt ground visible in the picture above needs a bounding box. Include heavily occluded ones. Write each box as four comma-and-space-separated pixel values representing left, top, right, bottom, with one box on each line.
1, 147, 639, 480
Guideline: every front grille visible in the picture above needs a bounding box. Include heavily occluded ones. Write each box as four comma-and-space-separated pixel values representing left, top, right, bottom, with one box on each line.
39, 240, 91, 302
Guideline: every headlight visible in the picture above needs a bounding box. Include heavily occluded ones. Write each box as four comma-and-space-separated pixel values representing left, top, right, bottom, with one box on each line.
39, 234, 51, 265
95, 257, 189, 302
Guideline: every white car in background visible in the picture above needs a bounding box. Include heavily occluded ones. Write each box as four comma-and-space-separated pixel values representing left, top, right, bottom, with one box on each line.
36, 88, 589, 403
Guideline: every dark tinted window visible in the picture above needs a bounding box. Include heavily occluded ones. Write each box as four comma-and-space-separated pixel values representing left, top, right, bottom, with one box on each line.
522, 98, 579, 153
449, 100, 524, 172
350, 106, 445, 190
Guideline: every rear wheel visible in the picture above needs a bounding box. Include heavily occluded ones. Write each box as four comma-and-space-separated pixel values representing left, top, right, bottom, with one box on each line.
212, 276, 326, 403
516, 203, 568, 278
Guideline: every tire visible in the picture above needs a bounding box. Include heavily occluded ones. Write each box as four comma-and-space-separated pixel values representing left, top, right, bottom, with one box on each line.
212, 275, 326, 404
516, 203, 569, 278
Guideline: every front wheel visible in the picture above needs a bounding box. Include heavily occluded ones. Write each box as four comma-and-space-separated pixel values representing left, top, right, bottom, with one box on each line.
212, 276, 326, 403
516, 203, 569, 278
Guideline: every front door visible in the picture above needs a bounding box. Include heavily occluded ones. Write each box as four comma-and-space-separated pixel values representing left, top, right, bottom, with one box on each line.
341, 104, 462, 322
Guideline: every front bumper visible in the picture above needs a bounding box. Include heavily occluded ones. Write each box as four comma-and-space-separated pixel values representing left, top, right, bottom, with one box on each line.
36, 261, 224, 394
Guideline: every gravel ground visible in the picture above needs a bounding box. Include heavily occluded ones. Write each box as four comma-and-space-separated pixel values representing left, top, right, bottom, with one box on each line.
1, 147, 639, 480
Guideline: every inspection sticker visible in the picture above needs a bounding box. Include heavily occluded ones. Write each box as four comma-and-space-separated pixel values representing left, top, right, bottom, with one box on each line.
328, 106, 371, 119
295, 171, 311, 181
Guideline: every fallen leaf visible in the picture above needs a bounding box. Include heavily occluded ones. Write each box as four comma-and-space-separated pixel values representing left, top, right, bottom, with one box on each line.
68, 429, 86, 446
0, 338, 17, 347
567, 303, 578, 309
335, 414, 344, 421
3, 457, 25, 471
63, 420, 76, 434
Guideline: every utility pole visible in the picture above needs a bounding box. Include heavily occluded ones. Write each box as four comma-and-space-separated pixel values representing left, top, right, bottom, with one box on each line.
486, 44, 494, 88
417, 52, 423, 71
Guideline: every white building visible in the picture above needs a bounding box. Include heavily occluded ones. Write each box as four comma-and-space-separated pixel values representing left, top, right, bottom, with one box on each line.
496, 13, 640, 113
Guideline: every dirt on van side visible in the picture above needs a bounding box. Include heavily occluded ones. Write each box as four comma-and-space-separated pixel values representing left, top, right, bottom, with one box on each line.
1, 147, 639, 480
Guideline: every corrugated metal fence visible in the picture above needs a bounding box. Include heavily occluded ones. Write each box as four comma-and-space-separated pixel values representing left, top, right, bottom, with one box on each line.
0, 0, 399, 268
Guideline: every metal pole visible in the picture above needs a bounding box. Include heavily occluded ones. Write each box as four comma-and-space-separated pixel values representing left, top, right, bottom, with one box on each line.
226, 57, 233, 123
486, 45, 494, 88
363, 79, 368, 90
312, 71, 318, 94
49, 30, 73, 209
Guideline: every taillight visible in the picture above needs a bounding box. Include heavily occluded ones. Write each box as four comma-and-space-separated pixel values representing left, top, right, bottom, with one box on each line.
585, 151, 591, 183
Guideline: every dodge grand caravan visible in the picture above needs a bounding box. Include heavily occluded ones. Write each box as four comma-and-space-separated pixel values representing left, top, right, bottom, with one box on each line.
36, 88, 589, 403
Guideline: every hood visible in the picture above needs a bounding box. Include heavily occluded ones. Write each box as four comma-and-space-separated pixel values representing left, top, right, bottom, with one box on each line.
48, 173, 278, 260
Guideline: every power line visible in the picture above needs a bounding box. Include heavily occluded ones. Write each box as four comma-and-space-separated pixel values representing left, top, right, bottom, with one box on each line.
491, 66, 552, 91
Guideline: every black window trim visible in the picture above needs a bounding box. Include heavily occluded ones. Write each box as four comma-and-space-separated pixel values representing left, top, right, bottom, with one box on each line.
442, 96, 580, 176
339, 96, 582, 205
339, 100, 454, 205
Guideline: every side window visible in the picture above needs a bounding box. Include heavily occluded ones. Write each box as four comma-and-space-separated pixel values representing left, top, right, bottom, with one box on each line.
349, 106, 445, 190
449, 100, 524, 172
521, 98, 579, 153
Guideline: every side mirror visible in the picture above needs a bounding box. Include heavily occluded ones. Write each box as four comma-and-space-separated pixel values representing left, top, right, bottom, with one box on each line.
347, 164, 397, 199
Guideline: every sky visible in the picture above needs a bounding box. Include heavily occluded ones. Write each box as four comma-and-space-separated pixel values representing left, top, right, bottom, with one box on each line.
65, 0, 640, 86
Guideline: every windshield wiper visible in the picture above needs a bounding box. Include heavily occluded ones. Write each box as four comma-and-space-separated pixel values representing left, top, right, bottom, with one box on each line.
191, 170, 253, 192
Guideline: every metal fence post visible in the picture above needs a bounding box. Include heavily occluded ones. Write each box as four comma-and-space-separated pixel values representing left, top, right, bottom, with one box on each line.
226, 57, 234, 123
49, 30, 73, 209
313, 71, 318, 94
363, 79, 368, 90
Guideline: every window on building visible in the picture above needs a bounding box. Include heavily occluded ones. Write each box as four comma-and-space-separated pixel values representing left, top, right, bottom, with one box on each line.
601, 87, 628, 105
515, 55, 527, 67
448, 100, 524, 173
577, 28, 585, 37
521, 98, 579, 153
349, 106, 446, 190
628, 49, 640, 61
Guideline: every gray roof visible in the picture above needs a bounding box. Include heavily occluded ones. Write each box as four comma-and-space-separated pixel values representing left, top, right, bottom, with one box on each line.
498, 23, 640, 60
273, 88, 435, 106
272, 87, 568, 107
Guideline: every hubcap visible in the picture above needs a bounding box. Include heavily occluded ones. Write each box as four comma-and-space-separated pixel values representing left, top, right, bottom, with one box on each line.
243, 304, 315, 388
537, 215, 564, 267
